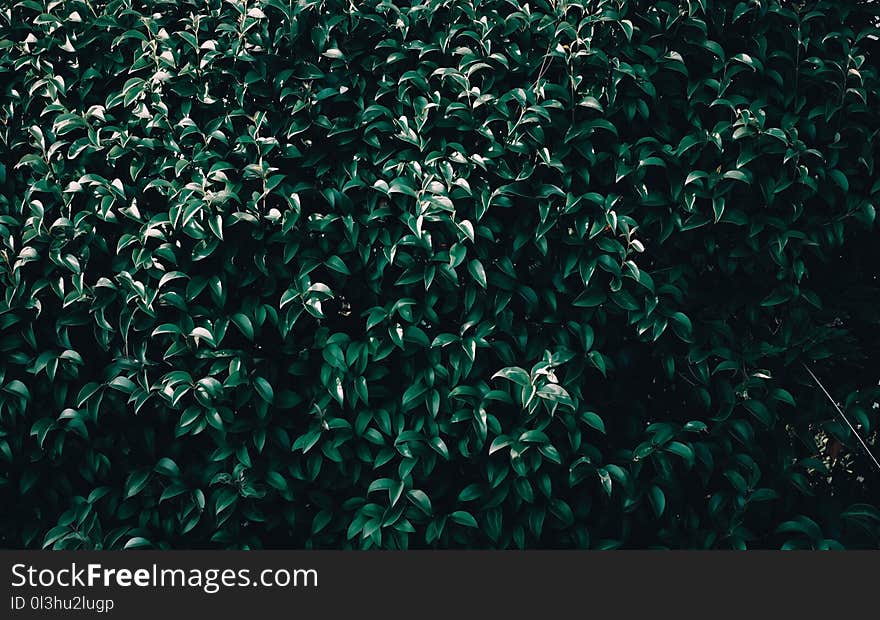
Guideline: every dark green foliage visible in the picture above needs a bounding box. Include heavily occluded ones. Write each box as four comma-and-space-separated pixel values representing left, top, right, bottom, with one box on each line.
1, 0, 879, 549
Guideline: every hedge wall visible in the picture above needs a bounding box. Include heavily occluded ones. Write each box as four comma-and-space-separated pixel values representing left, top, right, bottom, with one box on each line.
1, 0, 879, 549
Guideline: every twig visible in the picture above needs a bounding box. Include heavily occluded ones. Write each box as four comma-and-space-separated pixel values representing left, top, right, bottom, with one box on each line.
802, 362, 880, 471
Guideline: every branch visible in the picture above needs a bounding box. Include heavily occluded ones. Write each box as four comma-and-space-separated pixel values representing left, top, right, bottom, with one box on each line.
802, 363, 880, 472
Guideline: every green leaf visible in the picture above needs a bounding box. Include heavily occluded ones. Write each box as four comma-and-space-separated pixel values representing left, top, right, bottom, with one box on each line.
292, 430, 322, 453
683, 421, 708, 433
761, 284, 791, 306
154, 457, 180, 477
266, 471, 288, 491
722, 169, 750, 184
3, 380, 30, 401
457, 484, 483, 502
189, 327, 216, 347
76, 382, 103, 407
323, 48, 345, 59
107, 376, 136, 393
429, 437, 450, 460
449, 510, 478, 528
489, 436, 511, 455
312, 511, 333, 534
828, 169, 849, 192
326, 255, 351, 275
665, 442, 695, 468
230, 313, 254, 341
125, 470, 150, 498
406, 489, 432, 515
648, 486, 666, 518
749, 488, 779, 503
492, 366, 531, 386
597, 468, 612, 496
841, 504, 880, 523
572, 289, 606, 308
152, 323, 182, 337
468, 259, 487, 289
580, 411, 606, 434
743, 399, 773, 427
538, 444, 562, 464
536, 384, 573, 408
770, 388, 796, 407
519, 430, 550, 444
775, 516, 822, 541
368, 478, 395, 493
123, 537, 153, 549
669, 312, 693, 342
578, 96, 604, 112
254, 377, 274, 403
588, 351, 607, 376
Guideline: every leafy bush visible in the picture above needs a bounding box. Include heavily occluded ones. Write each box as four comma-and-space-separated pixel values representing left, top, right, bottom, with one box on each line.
1, 0, 879, 549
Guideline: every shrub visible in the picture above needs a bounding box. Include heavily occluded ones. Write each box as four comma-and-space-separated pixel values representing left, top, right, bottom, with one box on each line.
1, 0, 879, 549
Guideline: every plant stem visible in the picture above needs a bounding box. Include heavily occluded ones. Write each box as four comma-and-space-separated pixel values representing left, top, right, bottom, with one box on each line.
802, 363, 880, 472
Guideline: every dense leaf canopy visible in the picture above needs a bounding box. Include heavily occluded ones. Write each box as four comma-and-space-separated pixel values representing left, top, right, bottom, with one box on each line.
1, 0, 879, 549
